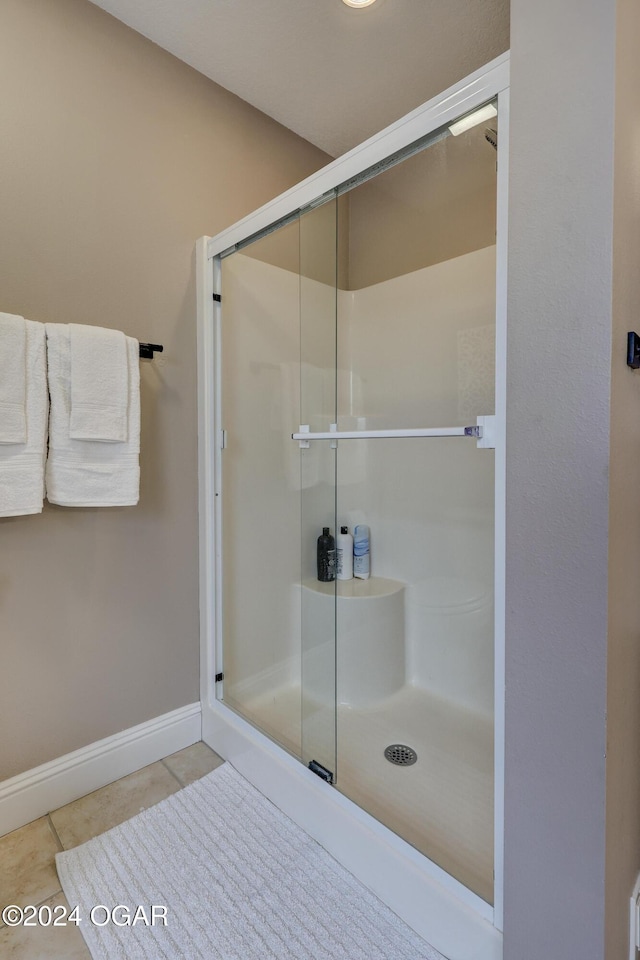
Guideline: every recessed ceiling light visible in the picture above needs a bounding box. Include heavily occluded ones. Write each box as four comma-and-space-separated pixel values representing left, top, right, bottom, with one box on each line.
342, 0, 378, 7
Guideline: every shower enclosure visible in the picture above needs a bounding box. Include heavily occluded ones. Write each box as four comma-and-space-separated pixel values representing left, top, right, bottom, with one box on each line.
198, 53, 508, 960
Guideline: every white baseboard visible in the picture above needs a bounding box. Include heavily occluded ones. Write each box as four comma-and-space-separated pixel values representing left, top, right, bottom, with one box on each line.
0, 702, 201, 837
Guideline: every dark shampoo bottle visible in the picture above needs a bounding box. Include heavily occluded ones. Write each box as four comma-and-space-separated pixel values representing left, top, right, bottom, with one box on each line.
317, 527, 336, 582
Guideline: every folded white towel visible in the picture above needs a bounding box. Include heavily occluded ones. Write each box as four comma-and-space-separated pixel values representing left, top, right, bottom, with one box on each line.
69, 323, 128, 442
0, 313, 27, 444
45, 324, 140, 507
0, 320, 48, 516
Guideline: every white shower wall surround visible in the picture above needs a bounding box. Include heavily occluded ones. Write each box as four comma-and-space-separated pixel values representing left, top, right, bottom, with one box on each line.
222, 247, 495, 720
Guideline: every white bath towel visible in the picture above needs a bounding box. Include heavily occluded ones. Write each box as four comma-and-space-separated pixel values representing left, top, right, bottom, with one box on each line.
45, 324, 140, 507
69, 323, 128, 441
0, 313, 27, 444
0, 320, 48, 516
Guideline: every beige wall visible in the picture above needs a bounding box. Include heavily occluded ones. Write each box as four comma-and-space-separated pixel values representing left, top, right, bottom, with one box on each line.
0, 0, 329, 781
606, 0, 640, 953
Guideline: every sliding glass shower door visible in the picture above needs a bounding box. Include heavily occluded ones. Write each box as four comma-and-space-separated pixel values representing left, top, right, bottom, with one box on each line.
218, 195, 340, 781
299, 195, 339, 780
219, 219, 306, 759
216, 100, 498, 903
331, 139, 496, 901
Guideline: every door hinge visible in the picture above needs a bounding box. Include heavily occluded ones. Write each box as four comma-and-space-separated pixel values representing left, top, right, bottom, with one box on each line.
219, 429, 227, 449
308, 760, 334, 784
215, 672, 224, 683
213, 293, 221, 302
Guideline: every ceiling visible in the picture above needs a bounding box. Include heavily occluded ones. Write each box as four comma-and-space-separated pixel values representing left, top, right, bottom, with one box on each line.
88, 0, 509, 158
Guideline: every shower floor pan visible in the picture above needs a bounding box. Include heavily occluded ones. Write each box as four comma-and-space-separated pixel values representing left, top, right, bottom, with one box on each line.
229, 683, 494, 904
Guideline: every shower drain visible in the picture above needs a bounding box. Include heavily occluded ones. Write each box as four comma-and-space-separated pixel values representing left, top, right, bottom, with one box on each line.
384, 744, 418, 766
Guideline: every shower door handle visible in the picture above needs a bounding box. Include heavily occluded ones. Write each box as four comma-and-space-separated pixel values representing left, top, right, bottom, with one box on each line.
293, 416, 495, 448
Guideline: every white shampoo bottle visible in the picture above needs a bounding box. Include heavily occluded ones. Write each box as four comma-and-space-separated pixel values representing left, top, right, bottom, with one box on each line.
336, 526, 353, 580
353, 524, 370, 580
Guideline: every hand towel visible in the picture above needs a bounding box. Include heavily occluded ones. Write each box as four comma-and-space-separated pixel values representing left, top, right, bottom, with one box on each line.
69, 323, 128, 441
0, 313, 27, 443
0, 320, 48, 516
45, 324, 140, 507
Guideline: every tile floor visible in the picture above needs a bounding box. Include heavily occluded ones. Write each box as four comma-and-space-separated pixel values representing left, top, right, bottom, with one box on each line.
0, 741, 224, 959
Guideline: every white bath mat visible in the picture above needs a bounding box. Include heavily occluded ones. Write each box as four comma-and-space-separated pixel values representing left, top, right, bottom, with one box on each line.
56, 762, 445, 960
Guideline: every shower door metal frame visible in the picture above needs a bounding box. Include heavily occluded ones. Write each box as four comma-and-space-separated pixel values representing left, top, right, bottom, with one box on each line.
197, 50, 509, 959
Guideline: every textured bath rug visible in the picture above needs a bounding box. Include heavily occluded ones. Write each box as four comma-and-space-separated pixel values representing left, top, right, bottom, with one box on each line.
56, 762, 445, 960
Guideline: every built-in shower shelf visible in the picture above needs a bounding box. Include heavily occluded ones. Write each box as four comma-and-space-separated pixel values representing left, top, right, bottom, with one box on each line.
303, 576, 405, 599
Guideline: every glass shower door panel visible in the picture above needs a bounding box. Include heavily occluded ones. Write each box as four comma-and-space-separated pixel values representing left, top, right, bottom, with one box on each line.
332, 107, 498, 901
335, 436, 495, 903
340, 118, 497, 433
219, 223, 303, 759
299, 196, 338, 780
